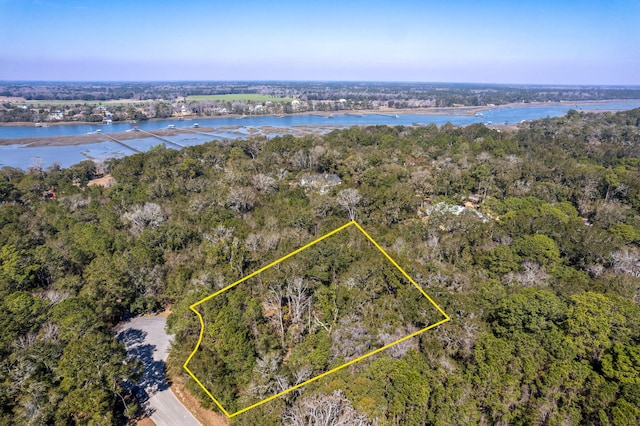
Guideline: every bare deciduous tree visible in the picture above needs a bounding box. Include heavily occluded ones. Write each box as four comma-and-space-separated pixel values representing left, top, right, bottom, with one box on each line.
593, 200, 631, 228
245, 233, 262, 253
13, 333, 37, 352
263, 232, 281, 251
331, 314, 373, 361
41, 322, 59, 342
252, 173, 277, 193
293, 365, 313, 386
42, 290, 71, 305
337, 188, 362, 221
274, 375, 290, 393
122, 202, 166, 235
577, 179, 599, 216
379, 326, 419, 359
277, 168, 288, 181
409, 168, 434, 195
286, 276, 310, 326
308, 145, 326, 170
245, 232, 280, 259
263, 283, 286, 346
282, 390, 371, 426
227, 187, 256, 214
286, 277, 311, 343
612, 247, 640, 277
504, 261, 548, 287
290, 150, 310, 169
249, 352, 282, 398
60, 194, 92, 211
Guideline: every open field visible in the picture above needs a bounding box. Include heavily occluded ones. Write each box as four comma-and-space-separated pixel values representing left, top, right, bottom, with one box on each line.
186, 94, 294, 103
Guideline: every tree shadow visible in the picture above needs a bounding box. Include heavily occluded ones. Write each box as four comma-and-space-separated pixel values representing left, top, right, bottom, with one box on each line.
128, 343, 170, 394
118, 328, 147, 347
117, 326, 169, 410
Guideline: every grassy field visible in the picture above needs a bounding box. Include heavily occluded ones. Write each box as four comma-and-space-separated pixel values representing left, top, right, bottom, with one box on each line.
186, 94, 294, 103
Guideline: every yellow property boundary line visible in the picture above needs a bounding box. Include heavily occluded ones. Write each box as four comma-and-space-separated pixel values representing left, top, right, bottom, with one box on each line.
183, 221, 451, 418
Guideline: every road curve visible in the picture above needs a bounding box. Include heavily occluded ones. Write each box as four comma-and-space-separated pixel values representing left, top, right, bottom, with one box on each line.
117, 316, 201, 426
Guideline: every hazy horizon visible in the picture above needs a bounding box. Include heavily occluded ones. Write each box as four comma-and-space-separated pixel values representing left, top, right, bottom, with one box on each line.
2, 80, 640, 88
1, 0, 639, 85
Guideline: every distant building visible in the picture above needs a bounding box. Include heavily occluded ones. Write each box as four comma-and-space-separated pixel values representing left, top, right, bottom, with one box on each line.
48, 110, 64, 121
423, 201, 489, 222
299, 173, 342, 194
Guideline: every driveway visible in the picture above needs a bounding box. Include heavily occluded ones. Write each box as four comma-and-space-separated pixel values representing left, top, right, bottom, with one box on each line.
117, 316, 201, 426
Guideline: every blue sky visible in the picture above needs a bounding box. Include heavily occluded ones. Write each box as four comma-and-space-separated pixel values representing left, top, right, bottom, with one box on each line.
0, 0, 638, 84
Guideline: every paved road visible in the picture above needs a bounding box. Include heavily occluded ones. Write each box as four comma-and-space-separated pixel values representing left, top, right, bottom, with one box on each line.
117, 316, 201, 426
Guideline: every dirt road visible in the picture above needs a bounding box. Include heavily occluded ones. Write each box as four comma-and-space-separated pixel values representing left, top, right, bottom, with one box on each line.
117, 316, 201, 426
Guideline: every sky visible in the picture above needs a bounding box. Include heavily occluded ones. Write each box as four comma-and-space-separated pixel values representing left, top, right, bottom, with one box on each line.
0, 0, 638, 84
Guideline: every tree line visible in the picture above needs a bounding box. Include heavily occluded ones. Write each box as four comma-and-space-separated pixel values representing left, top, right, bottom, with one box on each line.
3, 81, 640, 103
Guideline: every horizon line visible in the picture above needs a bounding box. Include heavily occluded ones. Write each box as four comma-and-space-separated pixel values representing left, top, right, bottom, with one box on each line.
1, 79, 640, 88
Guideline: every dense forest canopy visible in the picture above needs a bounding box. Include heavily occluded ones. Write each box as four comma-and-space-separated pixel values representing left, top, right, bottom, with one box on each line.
1, 108, 640, 424
184, 221, 449, 416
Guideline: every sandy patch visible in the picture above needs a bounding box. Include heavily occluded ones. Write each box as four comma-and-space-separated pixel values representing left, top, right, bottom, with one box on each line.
135, 418, 155, 426
170, 374, 229, 426
88, 174, 116, 188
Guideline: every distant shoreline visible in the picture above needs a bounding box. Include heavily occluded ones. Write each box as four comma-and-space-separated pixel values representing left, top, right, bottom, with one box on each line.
0, 100, 634, 148
0, 99, 630, 129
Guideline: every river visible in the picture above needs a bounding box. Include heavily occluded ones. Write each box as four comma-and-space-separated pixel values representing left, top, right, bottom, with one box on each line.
1, 100, 638, 170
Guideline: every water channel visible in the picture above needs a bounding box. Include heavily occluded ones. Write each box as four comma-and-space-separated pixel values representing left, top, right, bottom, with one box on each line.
1, 100, 638, 170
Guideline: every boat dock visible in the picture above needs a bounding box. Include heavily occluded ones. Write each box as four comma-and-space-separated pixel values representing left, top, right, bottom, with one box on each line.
102, 133, 143, 153
136, 129, 184, 148
375, 113, 399, 118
